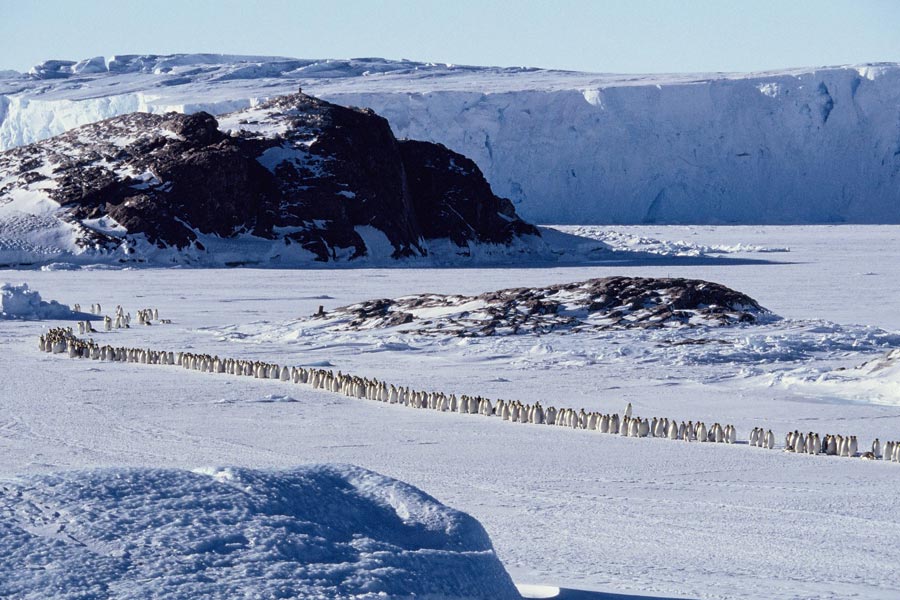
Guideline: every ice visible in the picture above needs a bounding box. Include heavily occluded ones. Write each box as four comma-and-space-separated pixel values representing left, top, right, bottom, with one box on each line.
0, 282, 83, 319
0, 465, 519, 599
2, 55, 900, 224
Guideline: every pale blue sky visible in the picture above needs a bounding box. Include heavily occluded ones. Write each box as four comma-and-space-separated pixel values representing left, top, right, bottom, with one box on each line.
2, 0, 898, 74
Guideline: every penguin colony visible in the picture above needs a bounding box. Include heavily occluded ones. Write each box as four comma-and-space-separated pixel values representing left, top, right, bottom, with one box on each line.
37, 326, 899, 462
74, 304, 162, 335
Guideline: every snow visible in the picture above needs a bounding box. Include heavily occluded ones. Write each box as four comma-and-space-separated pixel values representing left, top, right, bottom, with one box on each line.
0, 282, 83, 320
2, 54, 900, 224
0, 465, 519, 599
2, 225, 900, 598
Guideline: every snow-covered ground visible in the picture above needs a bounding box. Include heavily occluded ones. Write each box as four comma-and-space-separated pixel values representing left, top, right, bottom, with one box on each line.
2, 225, 900, 599
0, 465, 519, 599
3, 55, 899, 224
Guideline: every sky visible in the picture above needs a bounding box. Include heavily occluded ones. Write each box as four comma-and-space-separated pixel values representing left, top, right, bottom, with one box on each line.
1, 0, 899, 74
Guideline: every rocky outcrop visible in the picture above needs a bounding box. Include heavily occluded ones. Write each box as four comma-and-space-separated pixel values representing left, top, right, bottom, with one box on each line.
0, 93, 539, 265
308, 277, 776, 336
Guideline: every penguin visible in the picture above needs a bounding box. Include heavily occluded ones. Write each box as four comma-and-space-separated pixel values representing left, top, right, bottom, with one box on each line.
599, 414, 610, 433
714, 424, 725, 444
624, 402, 633, 419
697, 422, 708, 443
872, 438, 881, 458
638, 418, 650, 438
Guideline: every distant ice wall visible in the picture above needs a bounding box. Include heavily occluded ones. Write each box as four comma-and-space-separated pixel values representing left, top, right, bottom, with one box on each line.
329, 67, 900, 224
2, 57, 899, 224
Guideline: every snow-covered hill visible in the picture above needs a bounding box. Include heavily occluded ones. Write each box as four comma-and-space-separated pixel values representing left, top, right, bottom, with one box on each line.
2, 54, 899, 224
0, 465, 520, 599
0, 92, 542, 267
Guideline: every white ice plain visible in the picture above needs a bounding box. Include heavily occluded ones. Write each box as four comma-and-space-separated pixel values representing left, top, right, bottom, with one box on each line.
2, 225, 900, 599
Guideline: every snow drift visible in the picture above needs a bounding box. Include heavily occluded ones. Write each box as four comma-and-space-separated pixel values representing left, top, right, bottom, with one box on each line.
774, 347, 900, 406
0, 282, 82, 320
2, 55, 899, 224
0, 465, 520, 599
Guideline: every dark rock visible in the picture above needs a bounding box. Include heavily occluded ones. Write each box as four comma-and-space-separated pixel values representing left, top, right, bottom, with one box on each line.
0, 93, 539, 263
308, 276, 776, 336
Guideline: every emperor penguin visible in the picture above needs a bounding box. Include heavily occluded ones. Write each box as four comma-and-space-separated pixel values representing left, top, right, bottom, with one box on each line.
714, 424, 725, 444
749, 428, 759, 447
638, 418, 650, 438
840, 437, 851, 457
726, 425, 736, 444
667, 421, 678, 440
765, 430, 775, 450
872, 438, 881, 458
697, 422, 708, 443
624, 402, 633, 419
848, 436, 858, 457
810, 434, 820, 455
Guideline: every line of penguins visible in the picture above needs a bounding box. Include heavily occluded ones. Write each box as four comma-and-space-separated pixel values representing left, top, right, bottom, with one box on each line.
37, 326, 900, 462
764, 427, 900, 461
74, 304, 168, 335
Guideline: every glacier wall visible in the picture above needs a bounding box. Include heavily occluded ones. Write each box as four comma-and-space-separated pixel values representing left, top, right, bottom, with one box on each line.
332, 67, 900, 224
2, 57, 899, 224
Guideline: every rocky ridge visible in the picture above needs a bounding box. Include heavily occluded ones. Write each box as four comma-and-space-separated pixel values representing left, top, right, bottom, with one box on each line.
0, 92, 539, 266
307, 276, 775, 336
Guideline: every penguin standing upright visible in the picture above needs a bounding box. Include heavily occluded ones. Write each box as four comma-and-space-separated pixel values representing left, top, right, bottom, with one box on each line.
697, 422, 708, 443
667, 421, 678, 440
624, 402, 633, 419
